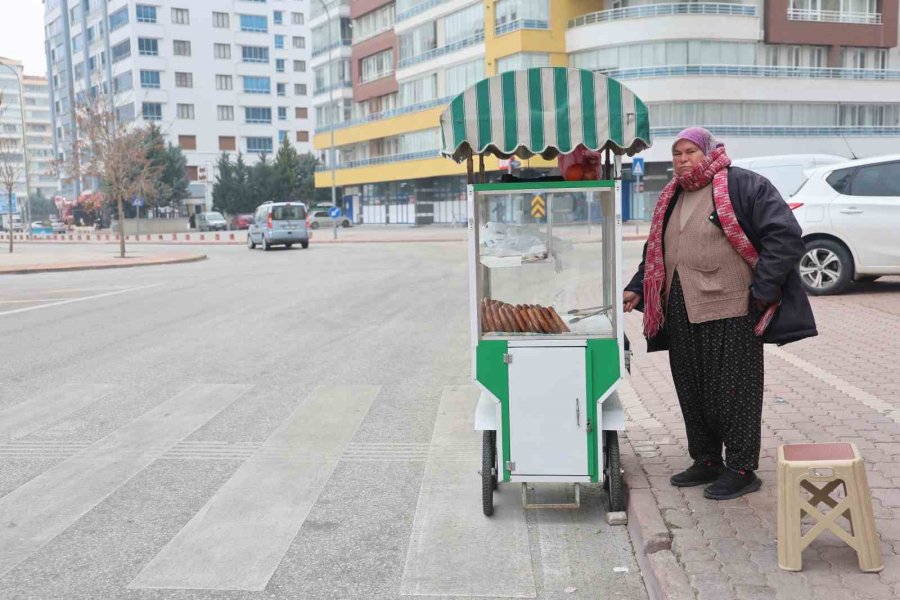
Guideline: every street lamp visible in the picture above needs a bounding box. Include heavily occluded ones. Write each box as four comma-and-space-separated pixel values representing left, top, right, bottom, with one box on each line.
318, 0, 338, 240
0, 61, 33, 240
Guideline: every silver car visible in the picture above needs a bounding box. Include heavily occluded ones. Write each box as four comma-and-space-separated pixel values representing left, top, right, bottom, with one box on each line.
196, 211, 228, 231
247, 202, 309, 250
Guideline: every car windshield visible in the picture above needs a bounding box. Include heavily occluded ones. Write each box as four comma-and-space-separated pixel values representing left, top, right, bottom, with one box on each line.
273, 205, 306, 220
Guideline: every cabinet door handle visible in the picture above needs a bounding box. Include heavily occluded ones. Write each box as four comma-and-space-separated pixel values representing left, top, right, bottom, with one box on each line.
576, 398, 580, 427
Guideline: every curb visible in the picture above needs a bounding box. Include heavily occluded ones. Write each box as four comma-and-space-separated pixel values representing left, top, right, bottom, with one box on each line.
623, 444, 695, 600
0, 254, 207, 275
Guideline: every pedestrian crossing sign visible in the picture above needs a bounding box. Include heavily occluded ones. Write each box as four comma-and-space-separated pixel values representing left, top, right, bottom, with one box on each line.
632, 158, 644, 177
531, 195, 545, 219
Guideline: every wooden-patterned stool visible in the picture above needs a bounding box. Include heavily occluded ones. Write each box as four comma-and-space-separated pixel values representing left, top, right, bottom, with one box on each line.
777, 442, 882, 572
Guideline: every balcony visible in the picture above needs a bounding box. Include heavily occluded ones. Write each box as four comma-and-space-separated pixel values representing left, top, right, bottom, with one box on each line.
786, 8, 882, 24
604, 64, 900, 81
312, 38, 353, 58
397, 32, 485, 68
396, 0, 442, 23
652, 125, 900, 137
495, 19, 550, 36
316, 95, 453, 133
358, 69, 395, 85
313, 81, 353, 96
569, 3, 756, 28
316, 149, 441, 171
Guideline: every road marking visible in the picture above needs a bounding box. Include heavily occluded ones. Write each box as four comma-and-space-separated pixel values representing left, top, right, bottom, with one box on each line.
399, 386, 537, 598
128, 385, 379, 592
0, 285, 158, 317
0, 384, 247, 579
0, 384, 116, 442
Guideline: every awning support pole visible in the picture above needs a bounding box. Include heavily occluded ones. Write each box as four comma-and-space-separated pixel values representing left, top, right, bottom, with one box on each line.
466, 157, 474, 185
478, 154, 485, 183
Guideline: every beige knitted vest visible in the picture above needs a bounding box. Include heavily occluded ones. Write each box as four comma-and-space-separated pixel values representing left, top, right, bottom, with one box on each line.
664, 185, 753, 324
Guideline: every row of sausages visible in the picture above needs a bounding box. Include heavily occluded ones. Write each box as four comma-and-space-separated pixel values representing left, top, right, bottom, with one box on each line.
481, 299, 571, 334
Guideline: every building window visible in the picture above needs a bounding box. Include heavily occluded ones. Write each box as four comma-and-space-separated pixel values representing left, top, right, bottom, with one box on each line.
214, 43, 231, 59
278, 106, 287, 120
496, 52, 550, 74
136, 4, 157, 23
114, 71, 133, 93
278, 130, 288, 143
291, 12, 304, 25
179, 135, 196, 150
175, 72, 193, 88
242, 46, 270, 63
219, 136, 236, 151
138, 38, 159, 56
399, 73, 437, 106
359, 49, 394, 83
239, 14, 268, 32
246, 136, 273, 153
142, 102, 162, 121
273, 10, 283, 25
274, 35, 285, 49
140, 70, 161, 88
109, 6, 129, 30
296, 131, 309, 143
353, 3, 395, 43
216, 74, 233, 90
293, 60, 306, 72
116, 103, 135, 122
212, 12, 229, 28
295, 107, 308, 119
276, 83, 286, 96
217, 105, 234, 121
111, 40, 131, 63
276, 58, 285, 72
173, 40, 191, 56
293, 36, 305, 49
186, 166, 199, 181
177, 104, 195, 119
245, 106, 273, 124
243, 76, 271, 94
172, 8, 190, 25
294, 84, 307, 95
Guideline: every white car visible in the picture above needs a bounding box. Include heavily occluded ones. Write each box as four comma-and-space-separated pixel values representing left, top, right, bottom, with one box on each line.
731, 154, 847, 199
789, 154, 900, 295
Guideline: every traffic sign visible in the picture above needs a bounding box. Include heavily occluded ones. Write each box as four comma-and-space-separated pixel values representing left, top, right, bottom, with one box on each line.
531, 195, 545, 219
0, 192, 17, 214
632, 158, 644, 177
132, 196, 144, 207
509, 159, 521, 169
328, 206, 342, 219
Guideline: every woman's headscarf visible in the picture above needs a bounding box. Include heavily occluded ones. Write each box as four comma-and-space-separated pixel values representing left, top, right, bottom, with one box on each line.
672, 127, 722, 156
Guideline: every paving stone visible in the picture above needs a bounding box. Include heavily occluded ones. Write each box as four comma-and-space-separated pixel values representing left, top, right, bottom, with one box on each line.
708, 537, 751, 561
663, 508, 696, 530
733, 584, 776, 600
876, 554, 900, 584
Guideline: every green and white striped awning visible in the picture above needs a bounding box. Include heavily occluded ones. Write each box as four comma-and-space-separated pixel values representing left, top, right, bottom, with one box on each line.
440, 67, 651, 162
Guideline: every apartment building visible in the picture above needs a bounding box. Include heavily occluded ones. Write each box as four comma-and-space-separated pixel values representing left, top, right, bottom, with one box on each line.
314, 0, 900, 222
0, 58, 58, 216
44, 0, 315, 211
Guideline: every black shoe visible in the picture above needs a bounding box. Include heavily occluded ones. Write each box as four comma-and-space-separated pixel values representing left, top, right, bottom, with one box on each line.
670, 460, 726, 487
703, 469, 762, 500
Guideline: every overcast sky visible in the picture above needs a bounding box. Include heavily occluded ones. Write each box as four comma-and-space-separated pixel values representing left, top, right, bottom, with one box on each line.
0, 2, 48, 77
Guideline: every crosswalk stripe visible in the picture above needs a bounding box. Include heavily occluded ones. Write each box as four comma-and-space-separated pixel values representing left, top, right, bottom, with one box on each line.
399, 386, 537, 597
0, 384, 116, 441
128, 385, 379, 592
0, 384, 248, 579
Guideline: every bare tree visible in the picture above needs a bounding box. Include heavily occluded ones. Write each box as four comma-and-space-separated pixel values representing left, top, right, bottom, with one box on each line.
0, 92, 24, 253
63, 89, 160, 258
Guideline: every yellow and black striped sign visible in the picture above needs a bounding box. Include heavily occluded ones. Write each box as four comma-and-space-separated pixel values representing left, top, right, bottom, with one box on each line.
531, 195, 545, 218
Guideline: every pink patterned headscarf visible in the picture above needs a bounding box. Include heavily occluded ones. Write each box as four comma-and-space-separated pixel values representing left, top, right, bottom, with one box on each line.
672, 127, 722, 156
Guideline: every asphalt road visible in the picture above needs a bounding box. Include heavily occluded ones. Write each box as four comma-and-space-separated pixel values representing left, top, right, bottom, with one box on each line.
0, 241, 649, 600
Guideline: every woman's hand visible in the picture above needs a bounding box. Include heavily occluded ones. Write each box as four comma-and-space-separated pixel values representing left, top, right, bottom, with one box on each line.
624, 291, 642, 313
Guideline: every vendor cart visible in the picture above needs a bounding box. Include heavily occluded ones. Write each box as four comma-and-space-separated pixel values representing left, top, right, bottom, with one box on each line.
438, 67, 651, 516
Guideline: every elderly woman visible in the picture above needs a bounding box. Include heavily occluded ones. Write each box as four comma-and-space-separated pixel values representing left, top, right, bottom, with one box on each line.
624, 128, 817, 500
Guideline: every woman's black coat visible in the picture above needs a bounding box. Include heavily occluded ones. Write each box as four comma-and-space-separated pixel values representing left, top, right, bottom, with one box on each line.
625, 166, 818, 352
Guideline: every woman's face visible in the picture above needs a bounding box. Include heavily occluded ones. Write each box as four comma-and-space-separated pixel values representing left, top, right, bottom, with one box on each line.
672, 139, 706, 177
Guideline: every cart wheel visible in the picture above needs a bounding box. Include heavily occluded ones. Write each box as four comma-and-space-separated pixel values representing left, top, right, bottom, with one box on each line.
604, 431, 625, 512
482, 430, 497, 516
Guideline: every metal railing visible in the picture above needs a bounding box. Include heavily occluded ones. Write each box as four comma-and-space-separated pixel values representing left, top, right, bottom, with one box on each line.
315, 149, 441, 171
313, 81, 353, 96
315, 95, 454, 133
652, 125, 900, 137
398, 32, 484, 68
358, 69, 395, 84
495, 19, 550, 35
311, 38, 353, 57
396, 0, 442, 23
787, 8, 882, 24
604, 64, 900, 80
568, 3, 756, 27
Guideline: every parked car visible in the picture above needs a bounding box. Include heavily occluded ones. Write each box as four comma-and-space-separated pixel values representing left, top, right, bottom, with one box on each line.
788, 154, 900, 295
195, 212, 228, 231
731, 154, 847, 199
229, 213, 253, 230
309, 207, 351, 229
30, 221, 54, 236
49, 218, 67, 234
247, 201, 309, 250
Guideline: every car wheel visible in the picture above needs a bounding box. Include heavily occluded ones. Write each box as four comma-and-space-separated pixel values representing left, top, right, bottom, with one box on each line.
301, 241, 309, 249
285, 243, 293, 249
341, 219, 350, 228
247, 234, 256, 249
310, 221, 319, 230
262, 236, 271, 251
799, 239, 852, 296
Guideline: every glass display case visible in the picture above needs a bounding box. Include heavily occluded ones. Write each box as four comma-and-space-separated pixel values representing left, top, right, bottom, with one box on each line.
471, 181, 621, 341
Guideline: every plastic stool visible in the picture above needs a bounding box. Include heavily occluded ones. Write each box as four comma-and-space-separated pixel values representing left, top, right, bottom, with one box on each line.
777, 442, 882, 572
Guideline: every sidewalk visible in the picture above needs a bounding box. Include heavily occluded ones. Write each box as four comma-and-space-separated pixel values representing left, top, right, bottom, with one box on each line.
0, 245, 206, 274
620, 277, 900, 600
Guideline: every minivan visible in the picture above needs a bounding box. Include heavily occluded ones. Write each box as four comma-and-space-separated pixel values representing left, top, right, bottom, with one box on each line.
731, 154, 847, 199
247, 202, 310, 250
